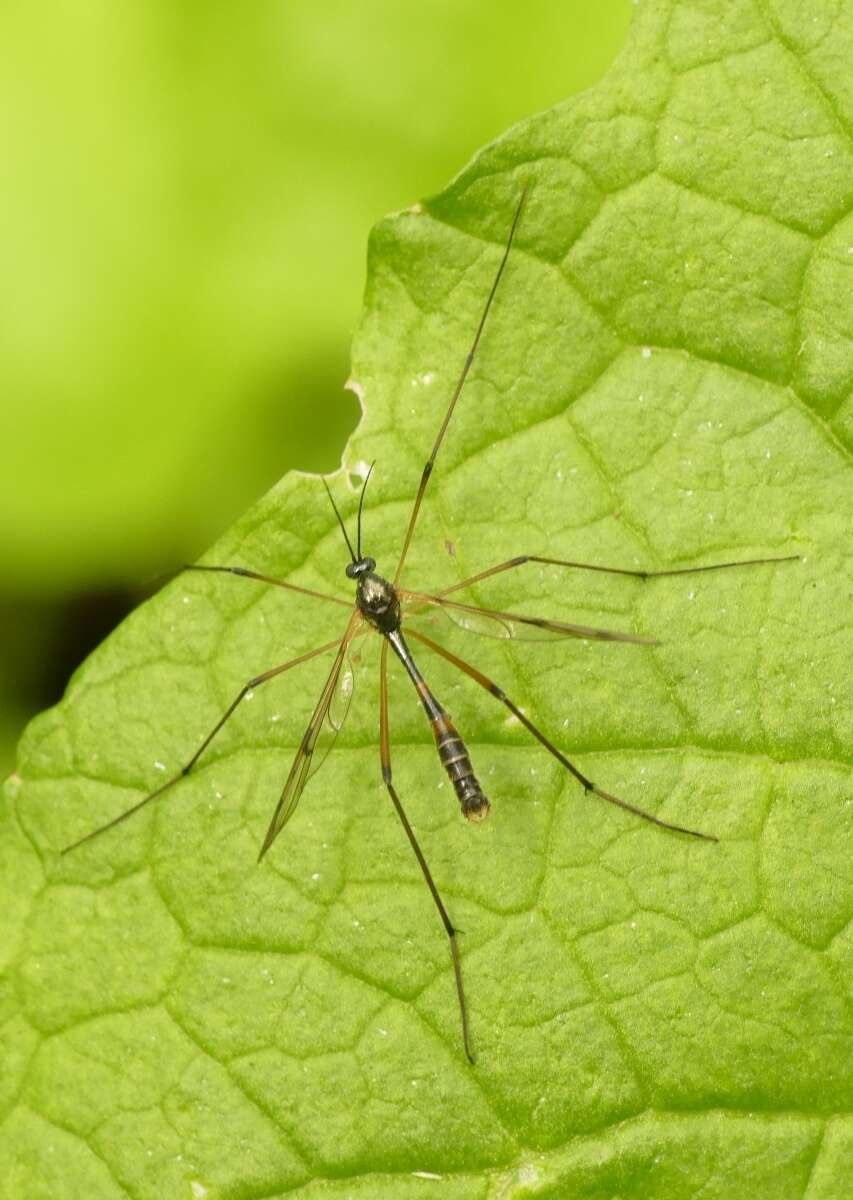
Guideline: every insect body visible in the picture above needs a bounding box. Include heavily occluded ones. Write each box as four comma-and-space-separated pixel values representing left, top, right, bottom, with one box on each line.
352, 555, 490, 820
64, 187, 797, 1062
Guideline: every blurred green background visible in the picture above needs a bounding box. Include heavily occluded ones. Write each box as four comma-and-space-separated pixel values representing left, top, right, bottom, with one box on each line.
0, 1, 632, 774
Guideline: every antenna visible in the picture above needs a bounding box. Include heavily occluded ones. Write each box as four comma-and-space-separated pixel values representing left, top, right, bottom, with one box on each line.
322, 477, 357, 563
356, 461, 376, 559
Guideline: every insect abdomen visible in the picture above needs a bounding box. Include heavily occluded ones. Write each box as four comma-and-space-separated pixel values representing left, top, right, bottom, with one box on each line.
433, 713, 490, 822
384, 626, 490, 822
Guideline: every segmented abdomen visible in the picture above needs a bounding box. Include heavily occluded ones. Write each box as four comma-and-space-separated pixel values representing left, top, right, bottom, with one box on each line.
386, 626, 491, 822
433, 713, 490, 822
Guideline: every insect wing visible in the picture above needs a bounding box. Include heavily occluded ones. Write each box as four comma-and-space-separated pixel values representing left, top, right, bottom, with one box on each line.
326, 632, 364, 731
306, 633, 365, 783
410, 601, 516, 639
401, 591, 655, 644
258, 613, 361, 858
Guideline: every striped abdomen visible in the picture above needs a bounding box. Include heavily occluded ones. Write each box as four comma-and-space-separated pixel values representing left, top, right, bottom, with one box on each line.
432, 712, 490, 822
385, 627, 490, 822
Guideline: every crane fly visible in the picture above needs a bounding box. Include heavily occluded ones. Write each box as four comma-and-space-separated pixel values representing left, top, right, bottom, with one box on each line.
63, 187, 798, 1061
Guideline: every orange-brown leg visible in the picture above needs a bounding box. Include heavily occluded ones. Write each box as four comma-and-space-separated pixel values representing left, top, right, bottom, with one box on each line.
407, 626, 717, 842
379, 639, 474, 1062
436, 552, 800, 597
62, 637, 340, 854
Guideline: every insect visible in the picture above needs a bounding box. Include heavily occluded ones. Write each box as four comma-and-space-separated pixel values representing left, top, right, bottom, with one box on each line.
64, 187, 797, 1061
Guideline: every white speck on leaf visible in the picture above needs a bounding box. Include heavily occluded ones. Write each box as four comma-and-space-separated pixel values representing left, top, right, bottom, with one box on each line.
348, 460, 372, 486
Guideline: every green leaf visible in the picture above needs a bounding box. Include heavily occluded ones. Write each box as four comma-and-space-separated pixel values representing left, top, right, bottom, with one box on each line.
3, 1, 852, 1196
0, 3, 630, 594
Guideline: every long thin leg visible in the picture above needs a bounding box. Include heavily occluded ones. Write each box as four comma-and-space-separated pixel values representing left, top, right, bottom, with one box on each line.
436, 553, 800, 597
393, 187, 528, 587
379, 639, 474, 1062
186, 564, 351, 609
62, 637, 341, 854
401, 588, 657, 644
407, 627, 717, 843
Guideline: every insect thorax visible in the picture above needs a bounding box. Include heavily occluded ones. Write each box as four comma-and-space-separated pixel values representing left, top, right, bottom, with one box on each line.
356, 571, 401, 633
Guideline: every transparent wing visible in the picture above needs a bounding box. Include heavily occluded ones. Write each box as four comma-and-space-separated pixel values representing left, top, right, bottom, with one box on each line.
327, 656, 356, 733
406, 601, 514, 638
306, 627, 369, 783
406, 600, 514, 639
258, 612, 363, 858
401, 590, 656, 644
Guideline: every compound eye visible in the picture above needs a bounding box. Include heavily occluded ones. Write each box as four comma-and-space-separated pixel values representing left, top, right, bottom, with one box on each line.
347, 557, 376, 579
